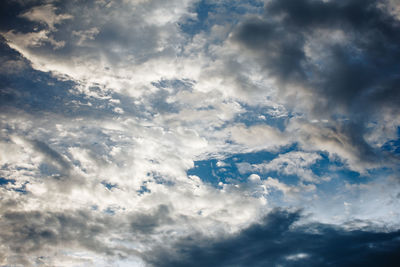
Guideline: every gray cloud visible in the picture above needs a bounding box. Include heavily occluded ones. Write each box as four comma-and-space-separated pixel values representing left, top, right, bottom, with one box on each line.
0, 209, 118, 265
235, 0, 400, 114
32, 140, 71, 175
144, 208, 400, 267
0, 206, 182, 265
233, 0, 400, 166
130, 204, 173, 234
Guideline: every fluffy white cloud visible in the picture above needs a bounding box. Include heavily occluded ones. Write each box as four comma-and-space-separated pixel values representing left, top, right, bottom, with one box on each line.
229, 123, 290, 151
238, 151, 322, 182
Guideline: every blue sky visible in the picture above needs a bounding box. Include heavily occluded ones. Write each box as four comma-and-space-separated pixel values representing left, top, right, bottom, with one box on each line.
1, 0, 400, 266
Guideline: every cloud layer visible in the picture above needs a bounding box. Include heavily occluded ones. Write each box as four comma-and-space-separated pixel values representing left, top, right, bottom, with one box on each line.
1, 0, 400, 266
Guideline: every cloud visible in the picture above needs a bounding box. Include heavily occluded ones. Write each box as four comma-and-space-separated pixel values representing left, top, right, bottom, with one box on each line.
233, 0, 400, 169
19, 3, 73, 31
144, 208, 400, 267
1, 0, 198, 99
238, 151, 322, 182
31, 139, 72, 175
0, 208, 147, 266
229, 123, 290, 151
130, 204, 173, 234
0, 0, 399, 265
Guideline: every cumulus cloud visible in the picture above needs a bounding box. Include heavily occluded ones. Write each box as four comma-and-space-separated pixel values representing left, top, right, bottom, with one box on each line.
238, 151, 322, 182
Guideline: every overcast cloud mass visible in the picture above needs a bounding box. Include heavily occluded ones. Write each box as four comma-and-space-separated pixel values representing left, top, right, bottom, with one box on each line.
1, 0, 400, 266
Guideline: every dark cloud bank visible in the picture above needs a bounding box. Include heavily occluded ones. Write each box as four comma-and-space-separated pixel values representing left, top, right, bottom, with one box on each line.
235, 0, 400, 116
2, 208, 400, 266
234, 0, 400, 165
145, 209, 400, 267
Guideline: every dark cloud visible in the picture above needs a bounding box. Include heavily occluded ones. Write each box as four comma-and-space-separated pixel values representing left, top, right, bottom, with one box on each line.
0, 0, 43, 32
0, 207, 186, 264
0, 207, 178, 265
234, 0, 400, 165
145, 209, 400, 267
0, 209, 117, 265
235, 0, 400, 114
131, 204, 173, 234
32, 140, 71, 174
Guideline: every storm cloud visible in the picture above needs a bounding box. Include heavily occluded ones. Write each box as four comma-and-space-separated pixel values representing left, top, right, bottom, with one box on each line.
233, 0, 400, 167
145, 209, 400, 267
235, 0, 400, 113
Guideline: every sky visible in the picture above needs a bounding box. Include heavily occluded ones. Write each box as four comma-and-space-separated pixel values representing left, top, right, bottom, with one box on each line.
1, 0, 400, 266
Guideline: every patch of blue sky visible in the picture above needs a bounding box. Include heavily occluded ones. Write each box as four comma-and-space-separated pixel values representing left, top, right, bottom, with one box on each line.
150, 172, 175, 187
381, 127, 400, 155
0, 177, 29, 194
188, 142, 384, 194
101, 181, 117, 190
308, 171, 393, 216
178, 0, 215, 35
314, 160, 386, 194
316, 172, 358, 195
305, 150, 389, 187
310, 164, 395, 200
0, 43, 137, 118
308, 152, 366, 186
188, 155, 293, 206
13, 182, 28, 194
0, 177, 15, 186
0, 66, 128, 118
332, 168, 361, 184
103, 207, 116, 215
309, 152, 330, 177
0, 69, 72, 111
188, 144, 296, 186
137, 185, 151, 195
188, 158, 231, 185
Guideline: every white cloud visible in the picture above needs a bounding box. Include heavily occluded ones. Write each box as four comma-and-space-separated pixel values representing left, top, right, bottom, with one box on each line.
20, 4, 73, 30
2, 0, 199, 98
238, 151, 322, 182
286, 253, 310, 261
0, 108, 276, 264
228, 123, 290, 151
287, 119, 381, 173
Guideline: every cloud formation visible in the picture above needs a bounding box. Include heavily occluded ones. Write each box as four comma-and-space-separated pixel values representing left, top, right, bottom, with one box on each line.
0, 0, 400, 265
234, 0, 400, 168
145, 209, 400, 267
